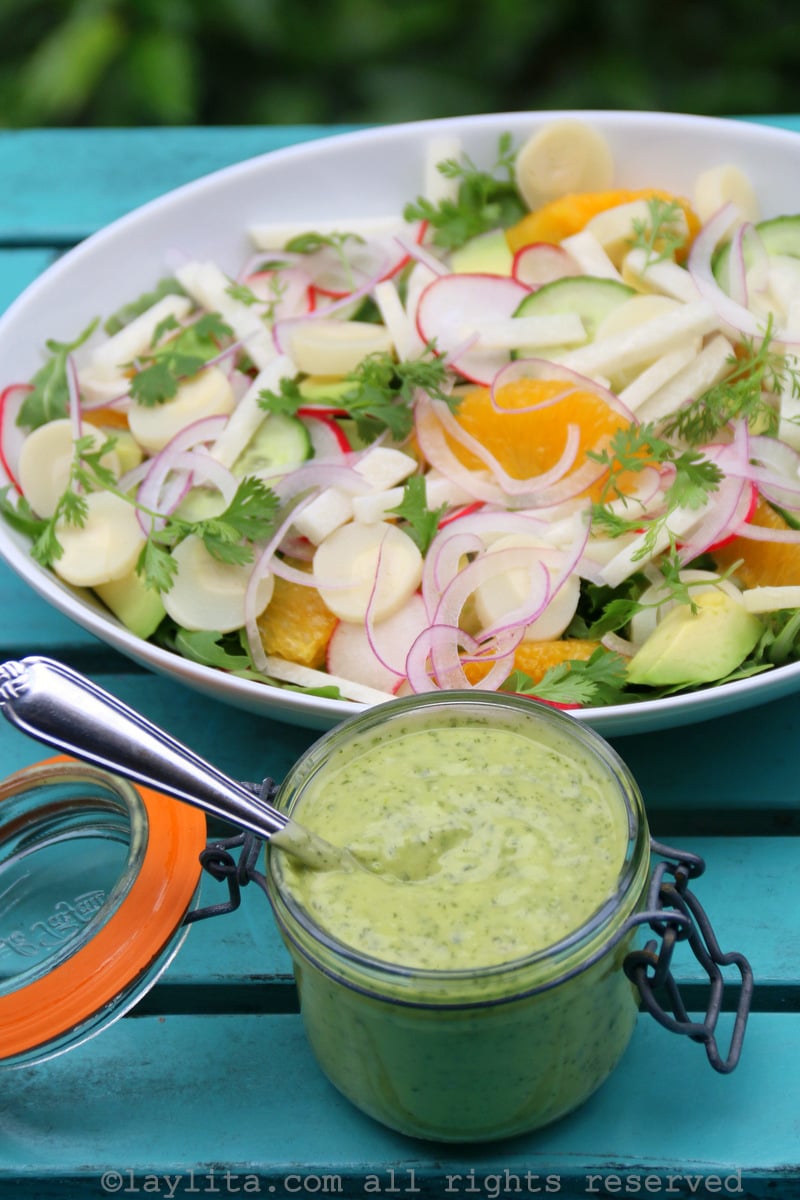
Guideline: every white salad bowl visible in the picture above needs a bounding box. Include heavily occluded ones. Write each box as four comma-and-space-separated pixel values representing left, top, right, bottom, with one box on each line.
2, 109, 800, 735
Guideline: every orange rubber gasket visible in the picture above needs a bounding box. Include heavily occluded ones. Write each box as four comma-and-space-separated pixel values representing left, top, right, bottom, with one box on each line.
0, 756, 207, 1059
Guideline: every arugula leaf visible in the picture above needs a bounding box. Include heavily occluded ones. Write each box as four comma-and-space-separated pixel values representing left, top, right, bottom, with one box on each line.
504, 647, 629, 707
174, 627, 257, 672
17, 318, 99, 431
662, 316, 795, 444
0, 487, 47, 540
388, 475, 447, 554
260, 351, 452, 443
403, 133, 526, 251
103, 277, 187, 336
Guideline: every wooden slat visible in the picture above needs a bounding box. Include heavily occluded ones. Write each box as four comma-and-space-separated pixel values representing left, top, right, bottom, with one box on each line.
0, 248, 60, 310
0, 1012, 796, 1196
0, 127, 356, 244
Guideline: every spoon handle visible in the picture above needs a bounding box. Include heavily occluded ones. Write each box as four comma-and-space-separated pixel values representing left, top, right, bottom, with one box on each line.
0, 655, 288, 840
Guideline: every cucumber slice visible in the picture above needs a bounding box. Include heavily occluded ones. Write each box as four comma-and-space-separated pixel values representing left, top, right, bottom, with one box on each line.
233, 412, 312, 475
713, 214, 800, 284
513, 275, 635, 356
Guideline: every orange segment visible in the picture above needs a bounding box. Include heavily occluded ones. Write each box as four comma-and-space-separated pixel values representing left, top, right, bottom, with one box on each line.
463, 638, 602, 686
82, 408, 131, 430
506, 188, 700, 259
449, 378, 630, 501
712, 497, 800, 587
257, 572, 338, 668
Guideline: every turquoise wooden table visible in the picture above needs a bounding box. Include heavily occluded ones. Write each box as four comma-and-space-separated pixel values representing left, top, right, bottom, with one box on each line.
1, 118, 800, 1200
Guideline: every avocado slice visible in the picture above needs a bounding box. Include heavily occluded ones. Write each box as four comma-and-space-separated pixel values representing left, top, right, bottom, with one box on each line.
95, 569, 166, 640
449, 229, 514, 276
626, 589, 762, 687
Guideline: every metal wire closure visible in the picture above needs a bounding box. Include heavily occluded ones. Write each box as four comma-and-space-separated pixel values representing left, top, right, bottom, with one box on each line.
184, 781, 274, 924
622, 839, 754, 1074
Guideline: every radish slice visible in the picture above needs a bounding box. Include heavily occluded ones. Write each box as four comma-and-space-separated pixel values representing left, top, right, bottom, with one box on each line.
313, 521, 423, 623
17, 418, 121, 519
52, 491, 146, 587
415, 273, 530, 385
244, 267, 315, 321
296, 226, 422, 299
326, 593, 429, 691
689, 204, 800, 342
0, 383, 33, 492
301, 411, 351, 458
162, 534, 274, 633
512, 243, 582, 288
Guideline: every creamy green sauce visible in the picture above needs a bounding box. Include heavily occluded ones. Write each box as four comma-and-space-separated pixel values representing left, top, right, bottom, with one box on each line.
280, 718, 629, 971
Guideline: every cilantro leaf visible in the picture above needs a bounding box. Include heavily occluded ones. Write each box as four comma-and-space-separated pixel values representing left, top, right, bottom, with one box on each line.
17, 318, 99, 431
196, 476, 280, 562
403, 133, 526, 251
388, 475, 446, 554
258, 376, 305, 417
129, 355, 205, 406
128, 313, 234, 406
259, 351, 452, 444
138, 477, 280, 590
136, 538, 179, 593
505, 647, 629, 707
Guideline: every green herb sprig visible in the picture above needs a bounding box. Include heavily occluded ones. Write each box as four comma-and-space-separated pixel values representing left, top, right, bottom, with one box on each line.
129, 312, 233, 406
403, 134, 526, 251
628, 197, 688, 267
17, 319, 99, 431
663, 317, 798, 444
259, 350, 452, 443
388, 474, 447, 554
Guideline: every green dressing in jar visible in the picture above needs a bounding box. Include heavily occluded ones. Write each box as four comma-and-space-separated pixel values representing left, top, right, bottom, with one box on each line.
267, 692, 650, 1142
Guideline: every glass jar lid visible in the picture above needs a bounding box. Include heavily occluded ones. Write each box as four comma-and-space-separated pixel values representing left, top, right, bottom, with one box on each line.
0, 756, 207, 1066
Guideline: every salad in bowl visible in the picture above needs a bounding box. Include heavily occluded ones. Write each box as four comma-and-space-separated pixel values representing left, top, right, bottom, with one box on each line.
2, 111, 800, 732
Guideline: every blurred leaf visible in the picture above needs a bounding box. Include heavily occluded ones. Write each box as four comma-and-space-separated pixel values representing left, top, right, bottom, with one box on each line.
14, 2, 124, 123
4, 0, 800, 128
127, 30, 197, 122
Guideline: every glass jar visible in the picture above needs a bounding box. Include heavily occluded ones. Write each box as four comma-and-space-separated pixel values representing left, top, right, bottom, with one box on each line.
0, 758, 206, 1067
265, 691, 652, 1143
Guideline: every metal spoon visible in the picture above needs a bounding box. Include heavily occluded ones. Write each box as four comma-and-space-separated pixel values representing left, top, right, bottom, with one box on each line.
0, 655, 345, 870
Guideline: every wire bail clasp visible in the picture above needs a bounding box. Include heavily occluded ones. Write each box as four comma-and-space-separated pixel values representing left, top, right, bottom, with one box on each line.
184, 779, 275, 924
623, 839, 754, 1074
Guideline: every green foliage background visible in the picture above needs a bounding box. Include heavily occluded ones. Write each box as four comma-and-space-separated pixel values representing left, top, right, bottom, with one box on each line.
3, 0, 800, 128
